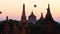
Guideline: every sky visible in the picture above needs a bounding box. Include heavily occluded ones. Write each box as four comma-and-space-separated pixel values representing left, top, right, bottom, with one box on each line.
0, 0, 60, 22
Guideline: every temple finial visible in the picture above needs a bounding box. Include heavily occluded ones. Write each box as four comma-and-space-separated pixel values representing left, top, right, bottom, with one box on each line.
31, 11, 33, 15
21, 4, 26, 20
6, 16, 8, 21
41, 12, 43, 19
48, 4, 50, 9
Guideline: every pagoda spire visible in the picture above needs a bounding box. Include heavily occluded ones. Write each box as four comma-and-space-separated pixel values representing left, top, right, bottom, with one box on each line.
45, 4, 53, 21
19, 4, 30, 34
4, 16, 10, 34
47, 4, 50, 13
36, 12, 44, 24
31, 11, 33, 15
22, 4, 25, 16
21, 4, 26, 20
40, 4, 59, 34
6, 16, 8, 21
40, 12, 44, 19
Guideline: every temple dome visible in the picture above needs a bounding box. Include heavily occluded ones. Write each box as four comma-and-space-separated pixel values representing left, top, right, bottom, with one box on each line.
28, 11, 36, 24
28, 11, 36, 18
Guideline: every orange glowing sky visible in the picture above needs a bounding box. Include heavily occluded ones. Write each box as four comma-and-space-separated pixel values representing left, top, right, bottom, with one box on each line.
0, 0, 60, 22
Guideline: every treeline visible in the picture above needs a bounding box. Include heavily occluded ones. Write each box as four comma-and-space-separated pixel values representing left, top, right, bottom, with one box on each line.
0, 19, 60, 34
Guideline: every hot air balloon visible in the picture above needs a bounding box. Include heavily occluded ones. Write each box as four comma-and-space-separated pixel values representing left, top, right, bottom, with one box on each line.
0, 11, 2, 14
34, 4, 37, 8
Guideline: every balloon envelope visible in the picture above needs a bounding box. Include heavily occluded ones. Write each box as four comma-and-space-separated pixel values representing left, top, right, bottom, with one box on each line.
0, 11, 2, 14
34, 5, 37, 8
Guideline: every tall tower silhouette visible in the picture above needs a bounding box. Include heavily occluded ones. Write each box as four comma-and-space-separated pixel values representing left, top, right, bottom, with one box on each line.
18, 4, 30, 34
4, 16, 11, 34
21, 4, 26, 20
45, 4, 53, 22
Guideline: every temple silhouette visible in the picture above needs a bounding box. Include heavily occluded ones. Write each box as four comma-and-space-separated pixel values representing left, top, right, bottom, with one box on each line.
0, 4, 60, 34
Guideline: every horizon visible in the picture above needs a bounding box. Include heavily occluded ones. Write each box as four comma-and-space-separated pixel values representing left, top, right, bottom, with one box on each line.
0, 0, 60, 22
